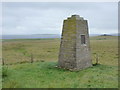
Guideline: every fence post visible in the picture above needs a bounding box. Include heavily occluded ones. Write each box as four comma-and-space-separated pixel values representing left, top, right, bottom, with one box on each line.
30, 53, 33, 63
2, 58, 4, 65
96, 54, 99, 65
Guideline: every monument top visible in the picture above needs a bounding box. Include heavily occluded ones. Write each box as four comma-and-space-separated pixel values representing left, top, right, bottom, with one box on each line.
67, 15, 84, 20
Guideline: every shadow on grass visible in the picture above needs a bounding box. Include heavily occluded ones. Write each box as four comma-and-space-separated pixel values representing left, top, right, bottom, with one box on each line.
92, 63, 101, 66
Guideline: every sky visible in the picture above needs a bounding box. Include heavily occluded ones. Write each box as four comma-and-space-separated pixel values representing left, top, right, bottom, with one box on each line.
2, 2, 118, 35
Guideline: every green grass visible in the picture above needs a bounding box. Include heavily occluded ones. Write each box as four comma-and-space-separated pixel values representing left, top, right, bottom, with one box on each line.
2, 38, 60, 64
2, 36, 118, 88
2, 62, 118, 88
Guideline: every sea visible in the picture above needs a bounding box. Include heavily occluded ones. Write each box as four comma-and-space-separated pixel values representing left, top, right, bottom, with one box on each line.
1, 34, 61, 39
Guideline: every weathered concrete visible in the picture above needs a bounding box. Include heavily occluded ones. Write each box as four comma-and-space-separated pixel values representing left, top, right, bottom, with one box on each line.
58, 15, 92, 71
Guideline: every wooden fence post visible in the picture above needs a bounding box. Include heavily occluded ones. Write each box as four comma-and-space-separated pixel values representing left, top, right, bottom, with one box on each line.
30, 53, 33, 63
95, 54, 99, 65
2, 58, 4, 65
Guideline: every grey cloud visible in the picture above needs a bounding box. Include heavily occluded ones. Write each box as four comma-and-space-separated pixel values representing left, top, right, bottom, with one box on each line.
2, 2, 118, 35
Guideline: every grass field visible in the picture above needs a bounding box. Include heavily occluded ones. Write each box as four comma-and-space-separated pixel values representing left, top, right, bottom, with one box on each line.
2, 36, 118, 88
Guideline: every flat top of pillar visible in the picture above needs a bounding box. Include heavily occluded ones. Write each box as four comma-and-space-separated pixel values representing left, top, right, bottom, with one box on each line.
67, 14, 84, 20
72, 14, 80, 17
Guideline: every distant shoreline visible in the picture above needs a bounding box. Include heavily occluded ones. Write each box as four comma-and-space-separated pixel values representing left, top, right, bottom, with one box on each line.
1, 34, 61, 39
1, 33, 119, 39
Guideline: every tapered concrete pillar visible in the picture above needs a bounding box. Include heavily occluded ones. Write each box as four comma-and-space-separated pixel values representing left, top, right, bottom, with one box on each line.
58, 15, 92, 71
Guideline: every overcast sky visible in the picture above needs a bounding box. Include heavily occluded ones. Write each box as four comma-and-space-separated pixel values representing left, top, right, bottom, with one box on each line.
2, 2, 118, 35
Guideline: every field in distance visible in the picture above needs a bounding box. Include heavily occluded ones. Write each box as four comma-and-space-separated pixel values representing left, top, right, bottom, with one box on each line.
2, 36, 118, 88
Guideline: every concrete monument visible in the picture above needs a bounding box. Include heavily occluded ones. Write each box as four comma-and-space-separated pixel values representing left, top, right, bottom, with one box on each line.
58, 15, 92, 71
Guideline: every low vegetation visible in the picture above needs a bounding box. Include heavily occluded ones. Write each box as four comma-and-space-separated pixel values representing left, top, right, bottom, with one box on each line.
2, 36, 118, 88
